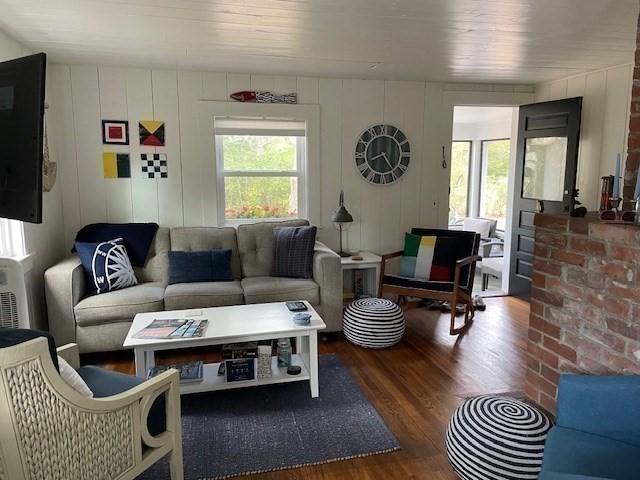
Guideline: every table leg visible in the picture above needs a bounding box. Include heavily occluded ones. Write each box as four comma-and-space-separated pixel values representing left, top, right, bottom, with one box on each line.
309, 330, 319, 398
134, 348, 146, 378
146, 350, 156, 372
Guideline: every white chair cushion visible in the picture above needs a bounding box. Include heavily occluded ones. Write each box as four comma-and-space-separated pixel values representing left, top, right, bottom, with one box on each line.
463, 218, 493, 238
482, 257, 504, 277
58, 355, 93, 397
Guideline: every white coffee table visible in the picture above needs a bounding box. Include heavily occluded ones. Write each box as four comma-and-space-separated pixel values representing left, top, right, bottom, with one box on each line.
123, 302, 326, 397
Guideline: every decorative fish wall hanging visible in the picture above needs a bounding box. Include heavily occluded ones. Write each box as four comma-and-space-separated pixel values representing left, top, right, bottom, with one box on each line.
230, 90, 297, 104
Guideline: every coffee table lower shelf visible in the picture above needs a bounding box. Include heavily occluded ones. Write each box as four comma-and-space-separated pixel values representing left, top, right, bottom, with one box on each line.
179, 354, 310, 395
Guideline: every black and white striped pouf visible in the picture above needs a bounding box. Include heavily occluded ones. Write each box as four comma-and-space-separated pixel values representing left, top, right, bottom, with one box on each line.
343, 298, 405, 348
446, 395, 552, 480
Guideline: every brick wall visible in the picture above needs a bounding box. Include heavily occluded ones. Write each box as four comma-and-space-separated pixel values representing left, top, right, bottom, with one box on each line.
624, 12, 640, 203
526, 213, 640, 413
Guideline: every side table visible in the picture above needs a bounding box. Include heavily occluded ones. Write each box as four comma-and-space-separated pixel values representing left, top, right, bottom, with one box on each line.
341, 252, 382, 301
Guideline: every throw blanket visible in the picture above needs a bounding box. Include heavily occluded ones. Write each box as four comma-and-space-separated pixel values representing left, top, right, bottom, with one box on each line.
72, 223, 159, 267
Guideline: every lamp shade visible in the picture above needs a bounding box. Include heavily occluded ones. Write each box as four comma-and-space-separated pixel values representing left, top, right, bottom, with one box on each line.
331, 205, 353, 224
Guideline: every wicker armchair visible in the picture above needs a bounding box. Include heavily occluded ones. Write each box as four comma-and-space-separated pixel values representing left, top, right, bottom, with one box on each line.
0, 337, 183, 480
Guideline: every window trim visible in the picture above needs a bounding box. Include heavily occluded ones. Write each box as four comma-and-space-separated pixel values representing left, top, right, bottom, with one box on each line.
0, 218, 26, 258
202, 101, 320, 227
449, 140, 473, 226
479, 138, 510, 231
215, 134, 307, 225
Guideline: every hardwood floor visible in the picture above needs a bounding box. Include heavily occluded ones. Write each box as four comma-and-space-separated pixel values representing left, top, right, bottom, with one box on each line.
86, 296, 529, 480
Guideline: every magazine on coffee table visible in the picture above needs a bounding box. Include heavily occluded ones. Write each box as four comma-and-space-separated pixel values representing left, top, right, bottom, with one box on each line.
133, 318, 208, 339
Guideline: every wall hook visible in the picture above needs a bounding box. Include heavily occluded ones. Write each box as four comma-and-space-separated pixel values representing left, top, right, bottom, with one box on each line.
441, 145, 447, 169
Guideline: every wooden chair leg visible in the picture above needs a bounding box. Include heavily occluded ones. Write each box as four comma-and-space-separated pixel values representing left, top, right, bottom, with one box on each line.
450, 295, 475, 336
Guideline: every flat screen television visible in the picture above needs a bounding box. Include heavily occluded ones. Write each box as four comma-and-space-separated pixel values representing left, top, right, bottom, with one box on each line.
0, 52, 46, 224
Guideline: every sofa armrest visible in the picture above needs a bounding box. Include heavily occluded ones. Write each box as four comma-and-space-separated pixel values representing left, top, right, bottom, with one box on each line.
45, 255, 86, 346
313, 242, 342, 332
557, 374, 640, 447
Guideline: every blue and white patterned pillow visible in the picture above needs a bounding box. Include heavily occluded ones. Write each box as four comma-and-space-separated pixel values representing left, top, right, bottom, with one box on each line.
75, 238, 138, 295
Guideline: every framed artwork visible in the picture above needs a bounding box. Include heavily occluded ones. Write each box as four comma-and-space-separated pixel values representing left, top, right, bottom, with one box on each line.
139, 120, 165, 146
141, 153, 168, 178
103, 152, 131, 178
102, 120, 129, 145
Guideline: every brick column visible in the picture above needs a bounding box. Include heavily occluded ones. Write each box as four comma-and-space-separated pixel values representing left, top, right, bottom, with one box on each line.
526, 213, 640, 414
624, 11, 640, 203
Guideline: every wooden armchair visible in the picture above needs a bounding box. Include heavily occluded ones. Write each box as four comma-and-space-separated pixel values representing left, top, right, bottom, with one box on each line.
0, 336, 183, 480
378, 228, 481, 335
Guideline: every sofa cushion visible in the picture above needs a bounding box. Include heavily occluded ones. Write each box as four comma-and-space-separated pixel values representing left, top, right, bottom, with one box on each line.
168, 250, 233, 284
170, 227, 242, 280
541, 426, 640, 480
77, 365, 165, 436
237, 219, 309, 277
241, 276, 319, 305
272, 226, 317, 279
134, 227, 170, 285
74, 282, 165, 326
164, 281, 244, 310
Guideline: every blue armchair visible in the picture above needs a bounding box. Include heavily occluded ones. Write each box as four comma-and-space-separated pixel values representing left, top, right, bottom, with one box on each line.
539, 375, 640, 480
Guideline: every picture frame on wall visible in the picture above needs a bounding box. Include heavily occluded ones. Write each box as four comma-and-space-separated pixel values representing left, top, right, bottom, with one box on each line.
102, 120, 129, 145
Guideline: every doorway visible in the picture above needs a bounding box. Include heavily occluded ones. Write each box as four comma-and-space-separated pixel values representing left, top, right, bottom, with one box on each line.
450, 106, 517, 296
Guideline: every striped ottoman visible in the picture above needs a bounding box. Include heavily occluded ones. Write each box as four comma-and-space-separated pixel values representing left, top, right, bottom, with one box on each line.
343, 298, 405, 348
446, 395, 552, 480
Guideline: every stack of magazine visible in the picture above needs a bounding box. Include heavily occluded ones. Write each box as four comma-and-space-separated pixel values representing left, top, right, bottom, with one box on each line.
147, 361, 204, 384
133, 318, 208, 339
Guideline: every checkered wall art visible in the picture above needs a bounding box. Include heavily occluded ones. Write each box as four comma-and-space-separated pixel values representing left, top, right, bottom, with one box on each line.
141, 153, 168, 178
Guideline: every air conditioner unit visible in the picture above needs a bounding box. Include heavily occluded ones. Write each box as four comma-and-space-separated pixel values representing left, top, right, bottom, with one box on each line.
0, 257, 30, 329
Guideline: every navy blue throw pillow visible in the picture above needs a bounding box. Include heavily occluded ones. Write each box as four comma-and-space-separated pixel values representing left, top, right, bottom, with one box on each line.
272, 226, 317, 279
72, 223, 159, 267
75, 238, 138, 295
168, 250, 233, 284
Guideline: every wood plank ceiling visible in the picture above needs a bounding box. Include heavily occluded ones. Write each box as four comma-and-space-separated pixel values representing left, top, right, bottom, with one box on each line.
0, 0, 637, 83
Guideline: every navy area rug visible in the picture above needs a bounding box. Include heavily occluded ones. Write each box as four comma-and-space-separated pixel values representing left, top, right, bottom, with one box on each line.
139, 354, 400, 479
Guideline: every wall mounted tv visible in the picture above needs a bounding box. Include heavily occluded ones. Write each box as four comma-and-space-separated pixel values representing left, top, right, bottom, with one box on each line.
0, 52, 46, 224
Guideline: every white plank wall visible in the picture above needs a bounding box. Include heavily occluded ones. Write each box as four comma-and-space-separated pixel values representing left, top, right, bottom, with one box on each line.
535, 63, 633, 211
50, 63, 534, 253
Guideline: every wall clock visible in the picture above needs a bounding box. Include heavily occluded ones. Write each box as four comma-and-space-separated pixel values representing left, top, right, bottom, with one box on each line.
355, 124, 410, 185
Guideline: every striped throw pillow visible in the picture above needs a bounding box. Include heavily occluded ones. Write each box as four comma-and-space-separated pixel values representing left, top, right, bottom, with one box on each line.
272, 226, 317, 279
399, 233, 456, 282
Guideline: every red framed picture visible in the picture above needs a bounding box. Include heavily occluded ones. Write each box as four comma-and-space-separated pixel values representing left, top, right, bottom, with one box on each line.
102, 120, 129, 145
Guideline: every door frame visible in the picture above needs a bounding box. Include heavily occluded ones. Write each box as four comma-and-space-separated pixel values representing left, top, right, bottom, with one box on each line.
442, 90, 535, 294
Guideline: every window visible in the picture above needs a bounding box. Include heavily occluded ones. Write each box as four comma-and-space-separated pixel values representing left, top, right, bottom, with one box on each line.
480, 139, 510, 230
215, 118, 306, 223
449, 141, 472, 225
0, 218, 25, 257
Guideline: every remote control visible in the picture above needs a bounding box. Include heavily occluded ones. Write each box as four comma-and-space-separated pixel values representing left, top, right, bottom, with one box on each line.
286, 301, 308, 312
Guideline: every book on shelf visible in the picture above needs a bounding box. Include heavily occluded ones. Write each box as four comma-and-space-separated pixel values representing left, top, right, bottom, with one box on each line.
222, 341, 258, 359
147, 360, 204, 383
133, 318, 208, 339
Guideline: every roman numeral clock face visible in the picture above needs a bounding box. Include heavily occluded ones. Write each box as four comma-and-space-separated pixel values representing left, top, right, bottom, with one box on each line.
355, 124, 410, 185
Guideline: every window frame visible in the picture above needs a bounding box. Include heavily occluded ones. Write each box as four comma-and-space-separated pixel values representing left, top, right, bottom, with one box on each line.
203, 101, 320, 227
215, 133, 307, 225
479, 138, 510, 232
449, 140, 473, 226
0, 218, 25, 258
